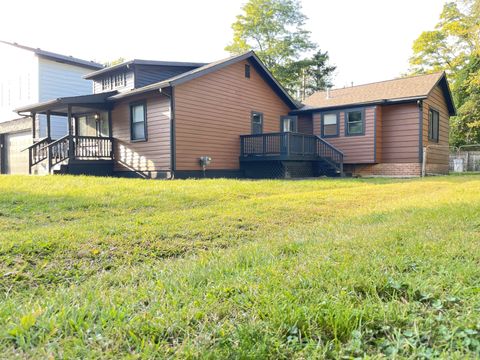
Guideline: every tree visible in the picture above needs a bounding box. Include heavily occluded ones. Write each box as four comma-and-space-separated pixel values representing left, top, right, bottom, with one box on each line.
225, 0, 323, 93
303, 50, 337, 97
104, 57, 126, 67
283, 50, 336, 99
409, 0, 480, 146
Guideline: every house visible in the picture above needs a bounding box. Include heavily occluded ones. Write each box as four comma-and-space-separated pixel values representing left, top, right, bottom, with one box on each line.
14, 51, 454, 178
0, 40, 103, 174
291, 72, 455, 176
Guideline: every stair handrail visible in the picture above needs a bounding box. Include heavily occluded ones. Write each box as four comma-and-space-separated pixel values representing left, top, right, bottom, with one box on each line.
315, 135, 344, 175
21, 137, 49, 152
37, 134, 70, 152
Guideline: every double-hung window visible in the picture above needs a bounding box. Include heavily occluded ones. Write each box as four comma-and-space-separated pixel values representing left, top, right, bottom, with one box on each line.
345, 109, 364, 136
322, 113, 339, 137
130, 102, 147, 141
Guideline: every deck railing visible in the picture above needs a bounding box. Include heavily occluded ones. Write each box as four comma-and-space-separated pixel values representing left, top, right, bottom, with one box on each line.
240, 132, 344, 173
240, 132, 318, 158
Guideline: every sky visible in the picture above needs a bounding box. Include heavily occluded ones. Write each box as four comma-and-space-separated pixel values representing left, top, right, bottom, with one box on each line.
0, 0, 445, 88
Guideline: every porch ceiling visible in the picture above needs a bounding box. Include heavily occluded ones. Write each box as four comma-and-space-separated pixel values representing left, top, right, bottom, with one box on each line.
15, 91, 117, 116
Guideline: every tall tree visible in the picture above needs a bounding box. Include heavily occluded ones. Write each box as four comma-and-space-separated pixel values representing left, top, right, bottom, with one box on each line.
409, 0, 480, 146
225, 0, 320, 92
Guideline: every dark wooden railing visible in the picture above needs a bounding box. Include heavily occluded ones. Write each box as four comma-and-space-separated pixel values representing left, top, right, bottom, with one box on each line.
47, 135, 70, 167
240, 132, 344, 173
316, 136, 344, 174
241, 132, 318, 158
75, 136, 113, 159
23, 137, 50, 173
24, 135, 113, 174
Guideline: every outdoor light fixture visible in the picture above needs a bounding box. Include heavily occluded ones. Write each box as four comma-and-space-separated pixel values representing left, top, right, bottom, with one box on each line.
94, 113, 100, 120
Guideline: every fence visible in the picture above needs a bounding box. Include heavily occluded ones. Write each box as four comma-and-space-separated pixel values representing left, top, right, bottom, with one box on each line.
449, 145, 480, 173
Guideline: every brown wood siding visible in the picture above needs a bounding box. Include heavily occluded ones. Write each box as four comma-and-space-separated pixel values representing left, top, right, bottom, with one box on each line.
423, 85, 450, 165
111, 91, 171, 172
174, 60, 291, 170
297, 114, 313, 134
380, 103, 420, 163
313, 107, 376, 164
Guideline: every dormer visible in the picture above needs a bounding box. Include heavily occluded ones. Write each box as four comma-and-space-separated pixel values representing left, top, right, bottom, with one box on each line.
84, 59, 206, 94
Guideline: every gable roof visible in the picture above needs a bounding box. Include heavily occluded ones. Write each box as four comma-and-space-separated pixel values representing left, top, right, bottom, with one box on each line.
299, 72, 456, 115
84, 59, 207, 79
0, 40, 103, 70
108, 51, 299, 109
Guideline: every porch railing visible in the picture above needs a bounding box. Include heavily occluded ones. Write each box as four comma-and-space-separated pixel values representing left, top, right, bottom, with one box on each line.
240, 132, 344, 173
75, 136, 113, 158
25, 135, 114, 173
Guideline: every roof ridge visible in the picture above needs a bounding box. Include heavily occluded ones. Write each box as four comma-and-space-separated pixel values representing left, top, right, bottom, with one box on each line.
324, 71, 445, 93
0, 39, 103, 68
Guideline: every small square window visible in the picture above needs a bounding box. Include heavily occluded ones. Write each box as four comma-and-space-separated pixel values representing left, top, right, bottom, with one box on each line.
245, 64, 251, 79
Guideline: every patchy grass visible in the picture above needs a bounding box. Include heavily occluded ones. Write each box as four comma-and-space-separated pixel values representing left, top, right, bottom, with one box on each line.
0, 175, 479, 358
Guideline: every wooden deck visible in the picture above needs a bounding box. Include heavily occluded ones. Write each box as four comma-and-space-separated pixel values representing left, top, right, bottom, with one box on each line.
240, 132, 344, 174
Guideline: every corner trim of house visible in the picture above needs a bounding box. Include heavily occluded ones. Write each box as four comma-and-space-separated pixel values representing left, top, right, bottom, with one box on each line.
170, 86, 176, 176
418, 100, 423, 164
373, 106, 377, 163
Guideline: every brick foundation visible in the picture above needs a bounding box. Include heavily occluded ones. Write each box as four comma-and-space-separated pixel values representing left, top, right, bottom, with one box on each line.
345, 163, 423, 177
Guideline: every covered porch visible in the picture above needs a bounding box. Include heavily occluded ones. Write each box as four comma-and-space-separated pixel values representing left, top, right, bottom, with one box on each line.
16, 92, 116, 174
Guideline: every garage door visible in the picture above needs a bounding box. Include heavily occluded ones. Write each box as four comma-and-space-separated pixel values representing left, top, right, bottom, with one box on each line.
4, 131, 31, 174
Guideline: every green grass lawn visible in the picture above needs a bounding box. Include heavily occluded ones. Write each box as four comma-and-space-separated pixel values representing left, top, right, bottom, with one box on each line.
0, 175, 479, 358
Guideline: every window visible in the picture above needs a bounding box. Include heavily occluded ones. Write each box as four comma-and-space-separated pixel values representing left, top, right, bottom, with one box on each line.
251, 112, 263, 134
428, 108, 439, 142
102, 77, 111, 90
130, 102, 147, 141
322, 113, 338, 137
345, 109, 364, 136
281, 116, 297, 132
114, 73, 126, 87
245, 64, 251, 78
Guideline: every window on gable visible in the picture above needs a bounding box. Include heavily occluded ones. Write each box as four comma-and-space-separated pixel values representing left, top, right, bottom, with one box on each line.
429, 108, 439, 142
130, 102, 147, 141
345, 110, 364, 136
322, 113, 338, 137
245, 64, 251, 78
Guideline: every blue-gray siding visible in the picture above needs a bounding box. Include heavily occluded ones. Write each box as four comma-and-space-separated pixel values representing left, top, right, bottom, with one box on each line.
38, 58, 94, 138
134, 65, 198, 88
